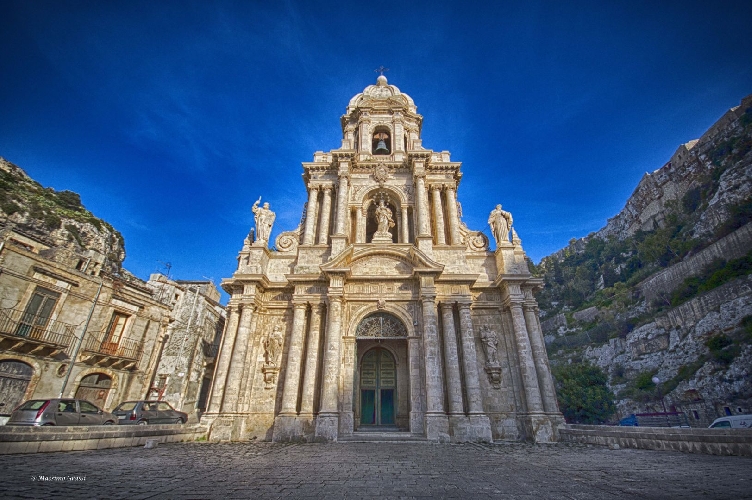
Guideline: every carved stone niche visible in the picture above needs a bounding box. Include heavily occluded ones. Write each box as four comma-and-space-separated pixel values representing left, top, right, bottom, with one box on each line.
262, 365, 279, 390
485, 364, 502, 389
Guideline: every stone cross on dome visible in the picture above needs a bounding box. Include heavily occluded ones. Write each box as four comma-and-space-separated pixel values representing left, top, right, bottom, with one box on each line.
374, 66, 389, 76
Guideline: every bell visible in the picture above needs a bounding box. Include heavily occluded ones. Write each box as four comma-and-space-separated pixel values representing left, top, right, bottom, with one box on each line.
374, 139, 389, 155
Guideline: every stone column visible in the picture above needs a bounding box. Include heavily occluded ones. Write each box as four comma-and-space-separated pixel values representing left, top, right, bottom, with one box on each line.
334, 176, 350, 236
457, 303, 484, 414
300, 303, 324, 415
279, 303, 309, 415
509, 301, 543, 412
421, 292, 448, 439
445, 185, 461, 246
303, 187, 319, 245
415, 175, 429, 236
221, 304, 255, 412
408, 336, 424, 434
207, 305, 241, 413
431, 185, 446, 245
315, 295, 343, 441
317, 187, 333, 245
439, 303, 463, 414
524, 303, 559, 413
401, 206, 409, 243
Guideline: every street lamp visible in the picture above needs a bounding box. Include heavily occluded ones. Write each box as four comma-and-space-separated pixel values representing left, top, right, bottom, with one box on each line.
652, 376, 669, 426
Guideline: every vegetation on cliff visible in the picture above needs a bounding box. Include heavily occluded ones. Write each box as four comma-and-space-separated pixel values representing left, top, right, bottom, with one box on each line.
0, 158, 125, 270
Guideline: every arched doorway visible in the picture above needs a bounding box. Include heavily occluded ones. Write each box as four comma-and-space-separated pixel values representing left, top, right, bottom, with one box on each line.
75, 373, 112, 407
359, 347, 396, 426
0, 360, 33, 414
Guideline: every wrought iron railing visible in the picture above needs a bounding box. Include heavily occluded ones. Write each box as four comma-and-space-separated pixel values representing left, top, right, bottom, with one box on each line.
82, 330, 143, 361
0, 307, 76, 348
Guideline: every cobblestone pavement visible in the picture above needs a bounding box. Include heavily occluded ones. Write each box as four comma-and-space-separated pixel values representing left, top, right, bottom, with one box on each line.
0, 441, 750, 499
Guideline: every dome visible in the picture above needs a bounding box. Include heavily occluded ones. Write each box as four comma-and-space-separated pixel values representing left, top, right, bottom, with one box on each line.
346, 75, 417, 114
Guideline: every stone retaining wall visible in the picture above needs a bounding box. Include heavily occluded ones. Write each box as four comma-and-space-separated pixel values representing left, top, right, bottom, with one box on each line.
637, 222, 752, 303
0, 424, 208, 454
560, 424, 752, 457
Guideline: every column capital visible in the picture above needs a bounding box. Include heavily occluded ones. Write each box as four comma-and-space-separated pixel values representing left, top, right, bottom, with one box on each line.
439, 301, 455, 312
429, 184, 442, 192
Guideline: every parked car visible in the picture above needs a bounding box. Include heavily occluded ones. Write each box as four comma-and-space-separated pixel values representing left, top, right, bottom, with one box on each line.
708, 415, 752, 429
112, 400, 187, 425
6, 399, 118, 426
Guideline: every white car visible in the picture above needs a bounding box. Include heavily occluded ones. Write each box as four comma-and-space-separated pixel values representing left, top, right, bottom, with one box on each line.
708, 415, 752, 429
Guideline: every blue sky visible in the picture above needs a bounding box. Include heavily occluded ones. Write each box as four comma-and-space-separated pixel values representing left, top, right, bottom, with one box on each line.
2, 0, 751, 302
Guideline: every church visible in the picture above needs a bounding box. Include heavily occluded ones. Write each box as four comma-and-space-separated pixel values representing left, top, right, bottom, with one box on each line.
202, 75, 563, 443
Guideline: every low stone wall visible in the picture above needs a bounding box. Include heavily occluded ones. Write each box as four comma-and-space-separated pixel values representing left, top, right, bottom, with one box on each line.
560, 424, 752, 457
0, 424, 208, 454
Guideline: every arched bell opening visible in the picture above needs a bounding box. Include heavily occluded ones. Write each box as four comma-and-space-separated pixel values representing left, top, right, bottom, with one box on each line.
372, 126, 391, 155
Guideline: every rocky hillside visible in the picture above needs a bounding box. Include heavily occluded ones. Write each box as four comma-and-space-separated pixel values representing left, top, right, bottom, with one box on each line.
0, 157, 126, 274
536, 94, 752, 426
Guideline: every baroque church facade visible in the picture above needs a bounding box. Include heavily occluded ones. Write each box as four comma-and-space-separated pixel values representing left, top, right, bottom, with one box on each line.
203, 76, 563, 443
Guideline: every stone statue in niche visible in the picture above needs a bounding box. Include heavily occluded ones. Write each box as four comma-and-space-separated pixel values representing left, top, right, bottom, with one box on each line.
252, 197, 276, 246
263, 325, 283, 367
488, 204, 513, 245
480, 325, 503, 389
374, 200, 395, 237
480, 325, 500, 366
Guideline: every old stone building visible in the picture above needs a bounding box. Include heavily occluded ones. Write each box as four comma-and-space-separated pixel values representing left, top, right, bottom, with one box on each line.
0, 226, 171, 417
204, 76, 562, 443
146, 275, 225, 420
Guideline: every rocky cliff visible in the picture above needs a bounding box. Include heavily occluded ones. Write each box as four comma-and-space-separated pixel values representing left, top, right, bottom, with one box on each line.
537, 94, 752, 425
0, 157, 126, 274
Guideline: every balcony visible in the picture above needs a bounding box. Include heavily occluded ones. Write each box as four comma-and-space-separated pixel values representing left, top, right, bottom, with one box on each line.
0, 308, 75, 358
80, 331, 143, 370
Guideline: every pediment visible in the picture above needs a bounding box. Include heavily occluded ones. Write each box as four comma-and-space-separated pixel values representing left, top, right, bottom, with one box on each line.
320, 246, 444, 277
351, 255, 412, 276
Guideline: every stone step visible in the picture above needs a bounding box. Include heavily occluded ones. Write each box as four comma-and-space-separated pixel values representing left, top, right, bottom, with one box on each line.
339, 432, 428, 442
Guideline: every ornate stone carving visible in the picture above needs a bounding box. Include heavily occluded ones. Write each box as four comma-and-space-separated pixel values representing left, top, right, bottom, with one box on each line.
355, 312, 407, 338
488, 204, 513, 245
351, 256, 412, 276
458, 221, 489, 252
480, 325, 502, 388
252, 197, 276, 246
372, 163, 390, 185
275, 226, 302, 253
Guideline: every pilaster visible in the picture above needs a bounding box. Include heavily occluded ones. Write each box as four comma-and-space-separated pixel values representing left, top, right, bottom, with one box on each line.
315, 289, 343, 442
317, 187, 333, 245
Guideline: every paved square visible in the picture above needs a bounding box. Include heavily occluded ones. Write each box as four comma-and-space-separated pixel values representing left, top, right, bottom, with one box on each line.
0, 441, 749, 499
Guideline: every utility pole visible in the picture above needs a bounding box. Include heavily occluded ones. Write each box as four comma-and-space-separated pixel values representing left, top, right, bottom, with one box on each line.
60, 281, 103, 398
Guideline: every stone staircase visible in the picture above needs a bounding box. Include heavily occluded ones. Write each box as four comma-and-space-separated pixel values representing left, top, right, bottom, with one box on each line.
339, 427, 427, 442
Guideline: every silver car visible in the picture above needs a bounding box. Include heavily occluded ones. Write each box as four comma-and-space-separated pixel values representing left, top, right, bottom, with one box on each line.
112, 400, 188, 425
6, 398, 118, 426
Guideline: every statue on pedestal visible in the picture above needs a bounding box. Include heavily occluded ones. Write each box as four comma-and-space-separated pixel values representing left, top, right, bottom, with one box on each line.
373, 200, 395, 240
488, 204, 513, 245
252, 197, 276, 246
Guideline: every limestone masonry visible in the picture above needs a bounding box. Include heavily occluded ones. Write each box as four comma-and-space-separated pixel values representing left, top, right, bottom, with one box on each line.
203, 76, 563, 442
